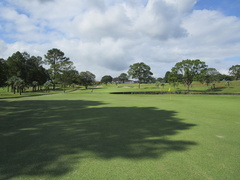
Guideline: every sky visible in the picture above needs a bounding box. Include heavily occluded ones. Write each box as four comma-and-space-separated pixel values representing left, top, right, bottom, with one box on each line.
0, 0, 240, 80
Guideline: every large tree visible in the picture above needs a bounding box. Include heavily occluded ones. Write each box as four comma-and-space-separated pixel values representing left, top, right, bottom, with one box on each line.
164, 71, 171, 83
6, 51, 28, 81
58, 61, 76, 92
44, 48, 70, 90
24, 53, 49, 88
168, 72, 183, 88
101, 75, 113, 85
171, 59, 208, 91
79, 71, 96, 89
128, 62, 153, 88
229, 65, 240, 80
199, 68, 221, 86
118, 73, 128, 83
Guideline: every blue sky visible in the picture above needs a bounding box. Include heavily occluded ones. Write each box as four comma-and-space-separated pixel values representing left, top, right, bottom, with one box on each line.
194, 0, 240, 17
0, 0, 239, 79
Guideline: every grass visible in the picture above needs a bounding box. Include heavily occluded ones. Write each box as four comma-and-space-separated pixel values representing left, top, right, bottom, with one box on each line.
95, 80, 240, 94
0, 87, 240, 179
1, 80, 240, 99
0, 86, 79, 99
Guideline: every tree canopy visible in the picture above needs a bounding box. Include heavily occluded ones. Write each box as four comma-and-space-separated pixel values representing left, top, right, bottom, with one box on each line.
118, 73, 128, 83
44, 48, 70, 90
171, 59, 208, 91
79, 71, 96, 89
199, 68, 221, 86
128, 62, 153, 88
229, 65, 240, 80
5, 51, 49, 92
101, 75, 113, 85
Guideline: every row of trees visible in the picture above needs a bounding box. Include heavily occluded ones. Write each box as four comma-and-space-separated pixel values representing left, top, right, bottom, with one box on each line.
0, 52, 49, 93
103, 61, 239, 90
0, 49, 97, 93
0, 48, 239, 93
164, 61, 240, 91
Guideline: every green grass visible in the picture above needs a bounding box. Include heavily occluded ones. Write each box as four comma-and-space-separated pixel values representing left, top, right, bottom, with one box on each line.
0, 86, 79, 99
1, 80, 240, 99
94, 80, 240, 94
0, 89, 240, 179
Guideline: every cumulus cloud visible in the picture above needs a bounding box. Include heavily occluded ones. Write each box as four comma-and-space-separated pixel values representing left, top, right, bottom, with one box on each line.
182, 10, 240, 60
0, 0, 240, 79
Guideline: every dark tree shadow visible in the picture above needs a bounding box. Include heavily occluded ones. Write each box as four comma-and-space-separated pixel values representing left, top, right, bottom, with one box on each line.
0, 100, 197, 179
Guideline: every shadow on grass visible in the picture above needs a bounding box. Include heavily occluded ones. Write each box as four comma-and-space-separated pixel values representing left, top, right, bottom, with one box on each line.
0, 100, 197, 179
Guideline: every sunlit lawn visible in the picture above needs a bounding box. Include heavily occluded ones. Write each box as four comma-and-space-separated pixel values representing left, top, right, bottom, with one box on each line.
0, 88, 240, 179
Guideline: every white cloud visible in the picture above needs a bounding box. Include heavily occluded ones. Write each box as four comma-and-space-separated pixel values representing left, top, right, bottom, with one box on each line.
181, 9, 240, 61
184, 10, 240, 45
0, 0, 240, 79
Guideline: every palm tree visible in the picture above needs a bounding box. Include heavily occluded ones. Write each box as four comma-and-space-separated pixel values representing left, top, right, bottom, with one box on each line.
6, 76, 25, 94
13, 78, 25, 95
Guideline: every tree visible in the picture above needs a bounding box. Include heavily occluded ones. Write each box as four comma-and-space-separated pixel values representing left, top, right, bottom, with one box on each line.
5, 51, 49, 89
199, 68, 221, 86
219, 74, 234, 81
79, 71, 96, 89
57, 60, 76, 92
13, 78, 25, 95
148, 76, 156, 83
6, 76, 24, 94
229, 65, 240, 80
64, 69, 79, 85
0, 58, 7, 87
168, 72, 182, 88
128, 62, 153, 88
6, 76, 17, 93
44, 48, 70, 90
112, 77, 120, 85
6, 51, 28, 81
156, 77, 164, 83
101, 75, 113, 85
118, 73, 128, 83
32, 81, 39, 92
164, 71, 171, 83
26, 54, 48, 87
37, 66, 49, 89
171, 59, 207, 91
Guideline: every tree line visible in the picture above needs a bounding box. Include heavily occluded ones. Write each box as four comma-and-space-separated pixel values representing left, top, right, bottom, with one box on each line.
0, 48, 95, 94
0, 48, 239, 94
102, 60, 239, 90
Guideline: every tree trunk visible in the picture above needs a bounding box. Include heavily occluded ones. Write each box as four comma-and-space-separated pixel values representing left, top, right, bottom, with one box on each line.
187, 84, 190, 92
